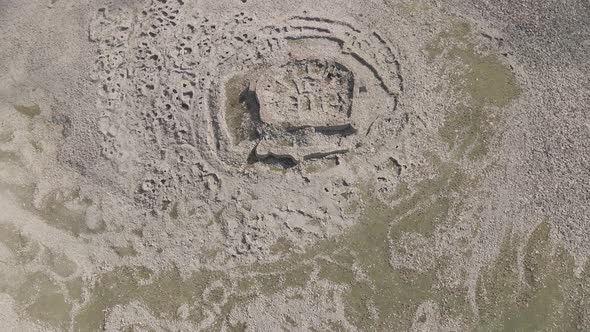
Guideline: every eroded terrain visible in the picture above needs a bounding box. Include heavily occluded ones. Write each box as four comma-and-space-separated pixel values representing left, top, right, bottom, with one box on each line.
0, 0, 589, 331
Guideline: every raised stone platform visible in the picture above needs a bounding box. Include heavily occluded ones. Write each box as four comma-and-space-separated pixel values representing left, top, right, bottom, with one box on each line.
255, 59, 354, 130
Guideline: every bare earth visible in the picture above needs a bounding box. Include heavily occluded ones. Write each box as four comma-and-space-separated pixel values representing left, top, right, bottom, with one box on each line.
0, 0, 589, 331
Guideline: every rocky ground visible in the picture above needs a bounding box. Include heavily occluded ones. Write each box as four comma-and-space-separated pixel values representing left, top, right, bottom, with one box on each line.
0, 0, 588, 331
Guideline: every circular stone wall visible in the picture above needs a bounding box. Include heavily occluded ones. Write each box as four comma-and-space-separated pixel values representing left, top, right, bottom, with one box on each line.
89, 1, 408, 260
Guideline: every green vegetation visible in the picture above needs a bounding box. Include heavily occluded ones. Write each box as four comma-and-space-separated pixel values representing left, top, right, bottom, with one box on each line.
427, 22, 521, 160
14, 104, 41, 117
475, 222, 583, 331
